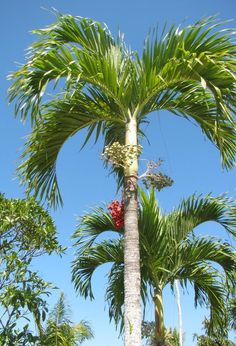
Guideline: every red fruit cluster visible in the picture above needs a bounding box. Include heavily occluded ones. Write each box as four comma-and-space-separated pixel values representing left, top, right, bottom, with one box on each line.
107, 200, 124, 230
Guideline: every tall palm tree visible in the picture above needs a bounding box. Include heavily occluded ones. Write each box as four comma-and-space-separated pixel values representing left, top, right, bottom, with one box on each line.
8, 13, 236, 345
72, 189, 236, 345
40, 292, 93, 346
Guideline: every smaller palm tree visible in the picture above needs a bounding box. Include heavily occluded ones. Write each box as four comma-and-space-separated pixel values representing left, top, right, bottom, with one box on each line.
39, 292, 93, 346
72, 190, 236, 344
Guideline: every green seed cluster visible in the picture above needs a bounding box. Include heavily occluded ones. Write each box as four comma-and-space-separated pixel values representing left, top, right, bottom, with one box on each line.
101, 142, 142, 168
143, 172, 174, 191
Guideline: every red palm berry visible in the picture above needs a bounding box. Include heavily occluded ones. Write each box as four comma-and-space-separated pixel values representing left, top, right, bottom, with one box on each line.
107, 200, 124, 230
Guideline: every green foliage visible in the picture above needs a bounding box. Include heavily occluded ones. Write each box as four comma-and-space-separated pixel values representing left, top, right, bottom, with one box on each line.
229, 297, 236, 330
194, 335, 235, 346
40, 292, 94, 345
0, 193, 62, 254
72, 190, 236, 333
228, 281, 236, 331
8, 14, 236, 207
204, 284, 236, 343
0, 194, 63, 344
142, 321, 180, 346
193, 318, 236, 346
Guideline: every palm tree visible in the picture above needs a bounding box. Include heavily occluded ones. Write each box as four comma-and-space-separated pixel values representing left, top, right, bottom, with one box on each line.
8, 13, 236, 345
40, 292, 93, 346
72, 189, 236, 345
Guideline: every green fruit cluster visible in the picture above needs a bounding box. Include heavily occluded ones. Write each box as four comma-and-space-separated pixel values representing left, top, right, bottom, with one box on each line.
143, 172, 174, 191
101, 142, 142, 168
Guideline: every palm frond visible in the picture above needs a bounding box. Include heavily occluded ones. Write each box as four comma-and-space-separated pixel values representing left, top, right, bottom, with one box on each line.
8, 14, 134, 123
166, 237, 236, 332
18, 91, 124, 207
43, 320, 71, 346
138, 189, 170, 270
106, 264, 124, 333
169, 238, 236, 284
73, 320, 94, 343
164, 84, 236, 169
72, 239, 123, 299
73, 205, 120, 251
105, 262, 149, 333
138, 17, 236, 168
49, 292, 71, 325
183, 267, 226, 333
42, 290, 93, 345
166, 193, 236, 243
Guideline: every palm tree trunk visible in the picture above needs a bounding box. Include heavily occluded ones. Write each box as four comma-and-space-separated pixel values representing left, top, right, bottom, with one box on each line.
154, 287, 165, 340
124, 116, 141, 346
174, 280, 183, 346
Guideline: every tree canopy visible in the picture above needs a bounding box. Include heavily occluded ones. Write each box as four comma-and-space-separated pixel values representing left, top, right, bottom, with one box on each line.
0, 194, 63, 344
8, 14, 236, 207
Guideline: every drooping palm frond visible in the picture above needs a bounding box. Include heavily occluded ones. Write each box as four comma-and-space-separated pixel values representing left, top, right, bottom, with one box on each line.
106, 264, 125, 332
179, 264, 226, 333
173, 238, 236, 283
73, 320, 94, 344
73, 205, 120, 249
72, 239, 123, 299
17, 90, 125, 207
166, 237, 236, 328
8, 13, 131, 122
163, 84, 236, 169
229, 298, 236, 330
137, 17, 236, 169
105, 261, 149, 333
9, 14, 135, 207
166, 193, 236, 244
139, 17, 236, 115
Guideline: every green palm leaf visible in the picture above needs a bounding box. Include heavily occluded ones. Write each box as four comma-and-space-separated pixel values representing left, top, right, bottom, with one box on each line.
18, 91, 124, 207
166, 193, 236, 243
72, 239, 123, 299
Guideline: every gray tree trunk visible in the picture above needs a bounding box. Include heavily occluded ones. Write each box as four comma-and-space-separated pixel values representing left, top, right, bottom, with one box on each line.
174, 280, 183, 346
124, 117, 141, 346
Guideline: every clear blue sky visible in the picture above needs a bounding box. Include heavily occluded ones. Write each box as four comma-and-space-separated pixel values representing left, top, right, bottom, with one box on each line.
1, 1, 236, 345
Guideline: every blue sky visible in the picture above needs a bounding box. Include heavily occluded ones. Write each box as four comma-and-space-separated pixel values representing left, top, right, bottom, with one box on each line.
1, 1, 236, 345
